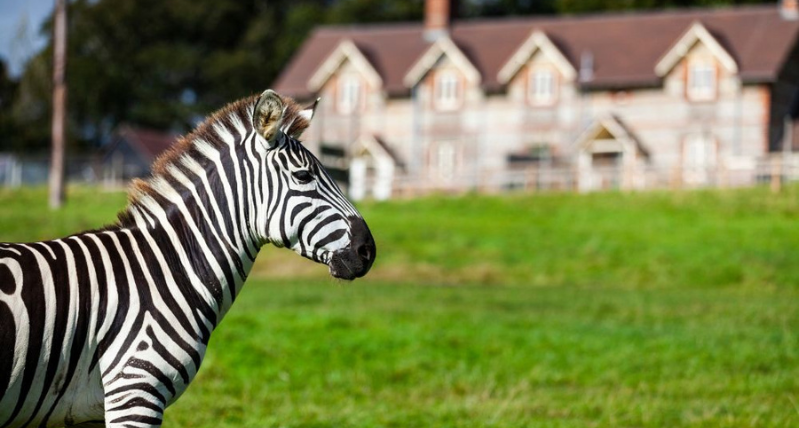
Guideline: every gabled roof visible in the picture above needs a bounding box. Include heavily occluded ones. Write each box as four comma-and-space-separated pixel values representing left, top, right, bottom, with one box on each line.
106, 126, 177, 162
403, 36, 481, 87
273, 5, 799, 99
575, 115, 650, 158
655, 21, 738, 77
497, 30, 577, 84
353, 134, 405, 169
274, 24, 429, 98
307, 39, 383, 91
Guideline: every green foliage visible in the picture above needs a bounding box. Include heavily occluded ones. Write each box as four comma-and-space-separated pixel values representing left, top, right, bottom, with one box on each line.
6, 0, 426, 153
324, 0, 424, 24
0, 185, 797, 426
0, 60, 20, 151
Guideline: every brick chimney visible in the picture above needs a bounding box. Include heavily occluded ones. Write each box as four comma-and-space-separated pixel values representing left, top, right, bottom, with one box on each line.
782, 0, 799, 20
425, 0, 455, 41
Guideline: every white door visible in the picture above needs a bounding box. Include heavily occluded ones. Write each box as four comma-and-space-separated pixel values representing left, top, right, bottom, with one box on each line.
683, 135, 716, 185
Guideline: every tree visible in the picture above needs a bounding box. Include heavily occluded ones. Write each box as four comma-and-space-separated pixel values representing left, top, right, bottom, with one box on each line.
553, 0, 774, 14
50, 0, 68, 209
0, 60, 19, 151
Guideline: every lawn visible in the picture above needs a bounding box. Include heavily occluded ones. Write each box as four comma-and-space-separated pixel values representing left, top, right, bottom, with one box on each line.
0, 186, 797, 427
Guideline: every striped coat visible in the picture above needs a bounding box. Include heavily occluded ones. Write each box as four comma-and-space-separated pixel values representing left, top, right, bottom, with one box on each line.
0, 90, 375, 428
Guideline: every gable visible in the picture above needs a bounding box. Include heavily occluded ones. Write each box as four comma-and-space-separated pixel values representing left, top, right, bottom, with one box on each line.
352, 134, 404, 169
655, 22, 738, 78
307, 39, 382, 92
497, 31, 576, 85
575, 115, 649, 158
403, 36, 481, 87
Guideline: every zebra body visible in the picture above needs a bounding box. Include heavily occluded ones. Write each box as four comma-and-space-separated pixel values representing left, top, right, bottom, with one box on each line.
0, 90, 376, 427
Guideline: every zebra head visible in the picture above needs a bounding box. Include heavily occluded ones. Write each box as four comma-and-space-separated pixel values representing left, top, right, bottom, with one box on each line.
252, 90, 375, 280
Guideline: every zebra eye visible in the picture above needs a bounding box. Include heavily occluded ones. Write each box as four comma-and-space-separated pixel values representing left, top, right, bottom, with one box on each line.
292, 170, 314, 184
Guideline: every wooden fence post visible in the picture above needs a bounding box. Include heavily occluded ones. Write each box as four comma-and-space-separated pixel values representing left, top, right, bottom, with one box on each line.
771, 157, 782, 194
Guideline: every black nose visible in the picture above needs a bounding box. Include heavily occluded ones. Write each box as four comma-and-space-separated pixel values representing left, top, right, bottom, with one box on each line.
357, 242, 372, 262
349, 216, 376, 271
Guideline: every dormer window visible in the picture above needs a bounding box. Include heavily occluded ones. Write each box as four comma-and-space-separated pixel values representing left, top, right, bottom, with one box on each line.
338, 74, 361, 114
528, 67, 557, 106
686, 60, 717, 101
434, 70, 461, 111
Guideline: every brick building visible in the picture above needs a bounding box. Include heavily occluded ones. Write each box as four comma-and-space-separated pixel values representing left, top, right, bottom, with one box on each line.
274, 0, 799, 198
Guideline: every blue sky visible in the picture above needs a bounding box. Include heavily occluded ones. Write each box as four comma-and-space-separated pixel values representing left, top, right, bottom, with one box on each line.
0, 0, 53, 77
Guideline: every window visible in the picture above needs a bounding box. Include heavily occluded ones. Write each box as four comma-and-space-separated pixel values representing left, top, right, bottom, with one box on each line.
338, 75, 361, 114
434, 70, 461, 110
686, 61, 716, 101
528, 67, 557, 105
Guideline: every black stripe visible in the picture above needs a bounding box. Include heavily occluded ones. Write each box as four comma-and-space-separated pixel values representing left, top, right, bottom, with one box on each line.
105, 382, 166, 407
106, 397, 162, 415
95, 233, 132, 374
146, 326, 190, 385
128, 357, 176, 397
0, 302, 14, 402
42, 240, 94, 423
20, 241, 69, 428
1, 247, 45, 428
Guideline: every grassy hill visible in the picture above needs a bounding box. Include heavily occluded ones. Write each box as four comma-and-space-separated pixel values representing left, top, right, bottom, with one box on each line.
0, 186, 797, 427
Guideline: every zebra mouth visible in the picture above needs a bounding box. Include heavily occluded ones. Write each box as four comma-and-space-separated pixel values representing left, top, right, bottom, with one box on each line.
327, 246, 374, 280
328, 251, 361, 280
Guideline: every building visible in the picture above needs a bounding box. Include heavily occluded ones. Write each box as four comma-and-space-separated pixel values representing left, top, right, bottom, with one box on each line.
274, 0, 799, 198
101, 126, 177, 182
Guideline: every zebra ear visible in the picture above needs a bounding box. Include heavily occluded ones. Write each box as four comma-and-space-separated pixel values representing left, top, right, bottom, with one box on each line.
298, 98, 320, 122
254, 89, 285, 148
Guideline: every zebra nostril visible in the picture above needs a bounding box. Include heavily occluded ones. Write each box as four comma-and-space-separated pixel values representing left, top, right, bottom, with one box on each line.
348, 216, 376, 271
357, 244, 371, 262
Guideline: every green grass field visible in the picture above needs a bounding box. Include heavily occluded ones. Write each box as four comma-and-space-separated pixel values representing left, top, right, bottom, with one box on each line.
0, 186, 797, 427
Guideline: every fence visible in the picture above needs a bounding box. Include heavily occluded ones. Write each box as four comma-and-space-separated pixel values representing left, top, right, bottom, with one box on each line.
388, 155, 799, 198
2, 153, 799, 198
0, 154, 137, 189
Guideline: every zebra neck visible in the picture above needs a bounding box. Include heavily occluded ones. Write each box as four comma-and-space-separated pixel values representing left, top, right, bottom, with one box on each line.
115, 103, 266, 320
122, 189, 259, 322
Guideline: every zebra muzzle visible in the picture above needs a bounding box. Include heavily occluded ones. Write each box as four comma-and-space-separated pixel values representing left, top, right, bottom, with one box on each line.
328, 216, 376, 280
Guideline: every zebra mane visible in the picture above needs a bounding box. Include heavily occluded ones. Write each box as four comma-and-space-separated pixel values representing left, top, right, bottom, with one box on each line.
114, 93, 311, 228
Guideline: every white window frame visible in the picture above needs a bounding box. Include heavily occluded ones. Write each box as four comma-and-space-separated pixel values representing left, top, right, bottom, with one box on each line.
338, 74, 361, 114
434, 70, 461, 111
528, 67, 557, 106
686, 60, 717, 102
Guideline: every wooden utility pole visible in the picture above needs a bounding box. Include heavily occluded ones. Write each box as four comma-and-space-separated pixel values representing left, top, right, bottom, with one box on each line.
49, 0, 67, 209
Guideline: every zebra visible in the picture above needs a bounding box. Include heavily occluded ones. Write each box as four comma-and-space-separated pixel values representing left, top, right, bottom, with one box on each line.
0, 89, 376, 428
